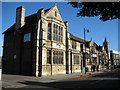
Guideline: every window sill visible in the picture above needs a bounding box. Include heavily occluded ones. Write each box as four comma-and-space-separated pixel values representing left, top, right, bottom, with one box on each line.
46, 40, 64, 45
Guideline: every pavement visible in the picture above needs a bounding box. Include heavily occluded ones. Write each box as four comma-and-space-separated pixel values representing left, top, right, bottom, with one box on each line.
2, 69, 116, 89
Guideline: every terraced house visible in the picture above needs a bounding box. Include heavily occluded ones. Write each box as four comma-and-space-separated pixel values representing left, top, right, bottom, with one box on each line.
2, 4, 110, 77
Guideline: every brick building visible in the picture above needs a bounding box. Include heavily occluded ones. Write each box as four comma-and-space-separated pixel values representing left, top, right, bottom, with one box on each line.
2, 4, 110, 76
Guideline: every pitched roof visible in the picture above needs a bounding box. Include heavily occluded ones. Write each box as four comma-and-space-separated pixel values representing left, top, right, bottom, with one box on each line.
44, 8, 50, 13
103, 37, 109, 44
97, 45, 102, 51
2, 13, 37, 34
70, 33, 88, 43
3, 8, 50, 34
70, 33, 103, 49
2, 24, 15, 34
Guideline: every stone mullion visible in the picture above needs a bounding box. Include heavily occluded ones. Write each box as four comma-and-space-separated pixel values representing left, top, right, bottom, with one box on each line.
50, 21, 54, 75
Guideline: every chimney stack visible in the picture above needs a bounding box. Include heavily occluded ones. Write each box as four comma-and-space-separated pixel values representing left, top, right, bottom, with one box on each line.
15, 6, 25, 30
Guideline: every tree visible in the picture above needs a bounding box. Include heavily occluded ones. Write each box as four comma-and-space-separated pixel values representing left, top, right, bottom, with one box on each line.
68, 2, 120, 21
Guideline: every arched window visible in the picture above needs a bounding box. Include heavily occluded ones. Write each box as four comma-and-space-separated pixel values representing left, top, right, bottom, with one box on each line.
47, 23, 51, 40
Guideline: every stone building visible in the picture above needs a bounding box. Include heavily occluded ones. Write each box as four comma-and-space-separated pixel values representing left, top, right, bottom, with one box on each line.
110, 50, 120, 69
2, 4, 110, 77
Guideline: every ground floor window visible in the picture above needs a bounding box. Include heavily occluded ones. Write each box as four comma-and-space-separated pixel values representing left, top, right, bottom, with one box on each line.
74, 55, 80, 64
92, 57, 97, 64
87, 59, 91, 65
47, 50, 51, 64
53, 51, 63, 64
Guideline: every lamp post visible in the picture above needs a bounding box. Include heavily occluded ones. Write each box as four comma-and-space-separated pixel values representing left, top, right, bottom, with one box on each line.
83, 28, 90, 74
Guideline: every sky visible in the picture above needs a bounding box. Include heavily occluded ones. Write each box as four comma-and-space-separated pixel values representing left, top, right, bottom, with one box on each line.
0, 2, 119, 56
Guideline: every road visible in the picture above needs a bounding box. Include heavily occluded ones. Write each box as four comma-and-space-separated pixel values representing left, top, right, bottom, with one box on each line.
17, 69, 120, 89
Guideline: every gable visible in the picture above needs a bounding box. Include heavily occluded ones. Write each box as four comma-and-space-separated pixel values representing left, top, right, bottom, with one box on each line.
44, 4, 64, 23
3, 14, 37, 34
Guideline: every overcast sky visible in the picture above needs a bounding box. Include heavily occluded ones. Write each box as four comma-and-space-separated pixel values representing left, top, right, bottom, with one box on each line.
0, 2, 118, 56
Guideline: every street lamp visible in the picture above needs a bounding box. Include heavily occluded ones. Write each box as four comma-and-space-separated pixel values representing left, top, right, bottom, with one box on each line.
83, 28, 90, 74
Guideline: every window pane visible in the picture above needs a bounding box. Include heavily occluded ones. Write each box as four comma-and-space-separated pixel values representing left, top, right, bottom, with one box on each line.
72, 41, 76, 49
53, 51, 63, 64
53, 24, 63, 42
74, 55, 79, 64
47, 23, 51, 40
24, 33, 31, 42
55, 11, 57, 17
47, 50, 51, 64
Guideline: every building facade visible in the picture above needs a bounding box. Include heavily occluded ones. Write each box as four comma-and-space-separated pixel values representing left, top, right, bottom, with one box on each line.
2, 4, 110, 77
110, 50, 120, 69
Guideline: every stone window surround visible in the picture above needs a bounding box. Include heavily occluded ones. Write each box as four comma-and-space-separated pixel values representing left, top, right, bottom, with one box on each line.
46, 48, 65, 65
53, 50, 63, 64
53, 23, 63, 42
73, 55, 80, 64
72, 40, 76, 49
47, 23, 52, 40
46, 19, 64, 43
47, 50, 51, 64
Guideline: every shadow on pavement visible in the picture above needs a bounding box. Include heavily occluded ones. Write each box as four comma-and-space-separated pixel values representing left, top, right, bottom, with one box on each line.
91, 70, 120, 78
17, 71, 120, 89
18, 79, 120, 89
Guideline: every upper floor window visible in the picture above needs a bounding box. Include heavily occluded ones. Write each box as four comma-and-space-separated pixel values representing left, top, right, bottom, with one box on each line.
24, 33, 31, 42
53, 24, 63, 42
72, 40, 76, 49
55, 11, 57, 17
47, 23, 51, 40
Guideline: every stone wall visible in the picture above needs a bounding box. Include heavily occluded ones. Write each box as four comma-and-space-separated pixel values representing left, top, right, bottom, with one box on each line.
2, 32, 15, 74
42, 65, 66, 76
40, 4, 67, 76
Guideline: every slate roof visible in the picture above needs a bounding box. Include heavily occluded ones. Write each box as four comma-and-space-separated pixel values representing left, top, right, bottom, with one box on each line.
70, 33, 103, 50
97, 45, 102, 51
70, 33, 88, 43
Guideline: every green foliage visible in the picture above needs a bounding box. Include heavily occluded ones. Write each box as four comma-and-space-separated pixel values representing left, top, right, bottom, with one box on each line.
68, 2, 120, 21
